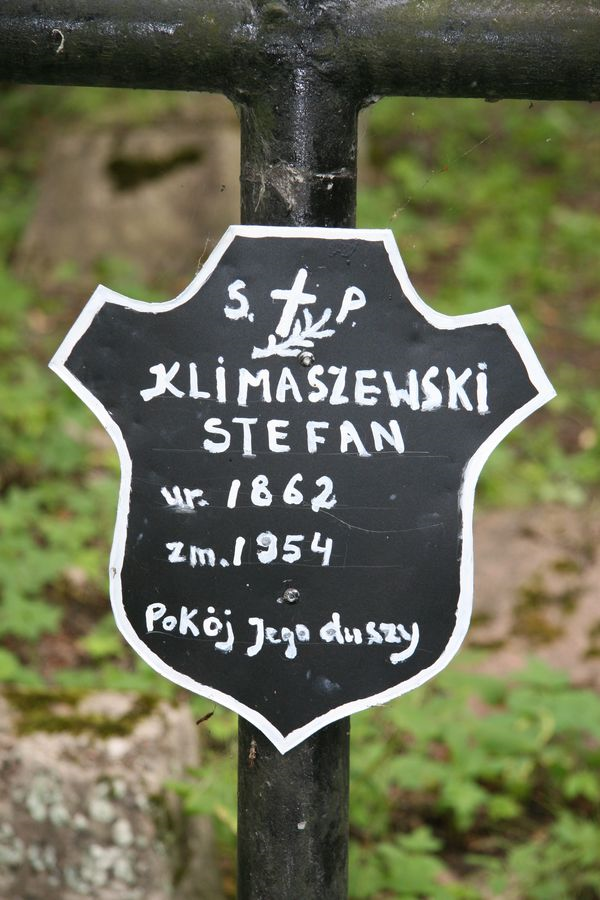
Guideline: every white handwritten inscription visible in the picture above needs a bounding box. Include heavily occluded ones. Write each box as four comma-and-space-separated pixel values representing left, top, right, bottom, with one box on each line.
140, 360, 489, 457
225, 279, 254, 322
164, 531, 333, 568
162, 474, 336, 513
138, 267, 494, 670
225, 267, 367, 359
271, 268, 317, 338
140, 358, 489, 414
145, 603, 420, 665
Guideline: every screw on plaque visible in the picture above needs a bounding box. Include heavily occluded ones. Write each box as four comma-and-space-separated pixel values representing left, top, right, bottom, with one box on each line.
298, 351, 314, 367
279, 587, 300, 604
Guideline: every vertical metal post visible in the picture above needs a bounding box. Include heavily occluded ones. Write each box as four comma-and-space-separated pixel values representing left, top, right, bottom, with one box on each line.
236, 75, 358, 898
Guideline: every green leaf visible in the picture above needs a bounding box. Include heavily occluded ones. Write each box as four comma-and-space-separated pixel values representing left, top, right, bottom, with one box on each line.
563, 771, 600, 802
0, 648, 42, 686
79, 614, 124, 660
439, 779, 489, 832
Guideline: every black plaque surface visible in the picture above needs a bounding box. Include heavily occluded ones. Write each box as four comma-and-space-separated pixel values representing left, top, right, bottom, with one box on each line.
50, 226, 554, 752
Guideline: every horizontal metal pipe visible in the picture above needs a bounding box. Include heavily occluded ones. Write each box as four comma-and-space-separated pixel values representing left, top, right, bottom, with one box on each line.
0, 0, 255, 94
351, 0, 600, 102
0, 0, 599, 102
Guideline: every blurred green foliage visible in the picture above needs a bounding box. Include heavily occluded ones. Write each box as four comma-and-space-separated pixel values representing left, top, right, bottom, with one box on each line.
172, 657, 600, 899
0, 85, 599, 898
358, 96, 600, 507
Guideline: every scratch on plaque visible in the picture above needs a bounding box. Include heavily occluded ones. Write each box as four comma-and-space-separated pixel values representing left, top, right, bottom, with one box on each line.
321, 510, 444, 534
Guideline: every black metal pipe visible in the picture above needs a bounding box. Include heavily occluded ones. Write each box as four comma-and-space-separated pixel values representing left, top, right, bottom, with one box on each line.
0, 0, 254, 93
0, 0, 599, 102
349, 0, 600, 102
236, 72, 355, 898
238, 718, 350, 898
238, 73, 358, 227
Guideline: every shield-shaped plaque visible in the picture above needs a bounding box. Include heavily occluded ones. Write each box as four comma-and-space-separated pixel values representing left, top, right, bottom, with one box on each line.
50, 227, 554, 752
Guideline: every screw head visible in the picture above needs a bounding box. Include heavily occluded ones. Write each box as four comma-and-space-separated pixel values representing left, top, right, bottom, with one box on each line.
298, 351, 314, 367
281, 587, 300, 604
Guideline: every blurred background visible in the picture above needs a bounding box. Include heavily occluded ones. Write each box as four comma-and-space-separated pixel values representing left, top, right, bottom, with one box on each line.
0, 87, 599, 898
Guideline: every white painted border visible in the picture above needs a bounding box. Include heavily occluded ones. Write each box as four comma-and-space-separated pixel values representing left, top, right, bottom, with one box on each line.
49, 225, 555, 754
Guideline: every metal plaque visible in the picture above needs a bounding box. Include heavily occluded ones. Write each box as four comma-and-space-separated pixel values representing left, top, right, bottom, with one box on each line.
50, 226, 554, 752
